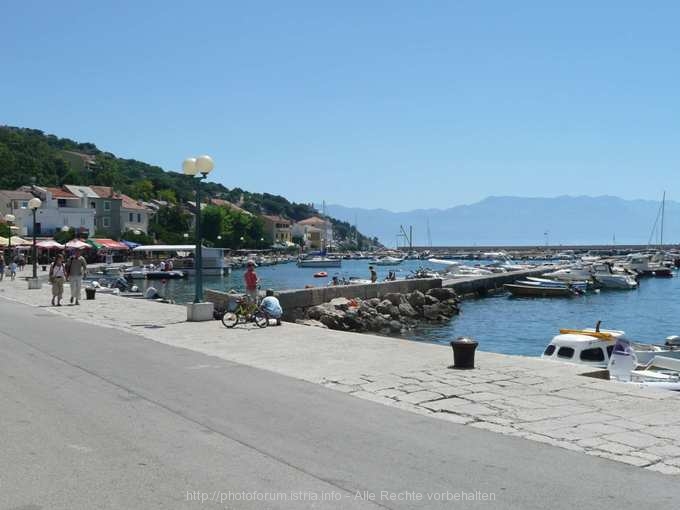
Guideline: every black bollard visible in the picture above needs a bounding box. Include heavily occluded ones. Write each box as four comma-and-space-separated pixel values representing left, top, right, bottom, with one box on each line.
450, 336, 478, 369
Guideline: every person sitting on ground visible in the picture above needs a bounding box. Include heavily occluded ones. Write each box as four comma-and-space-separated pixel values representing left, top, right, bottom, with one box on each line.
260, 289, 283, 325
369, 265, 377, 283
244, 260, 259, 302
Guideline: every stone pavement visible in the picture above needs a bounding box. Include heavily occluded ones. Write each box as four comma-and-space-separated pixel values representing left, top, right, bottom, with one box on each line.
2, 276, 680, 475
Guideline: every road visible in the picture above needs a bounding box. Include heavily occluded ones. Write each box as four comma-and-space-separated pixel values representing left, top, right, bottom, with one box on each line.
0, 298, 677, 509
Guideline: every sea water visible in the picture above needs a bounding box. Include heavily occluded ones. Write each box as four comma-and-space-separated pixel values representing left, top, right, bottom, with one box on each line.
137, 260, 680, 358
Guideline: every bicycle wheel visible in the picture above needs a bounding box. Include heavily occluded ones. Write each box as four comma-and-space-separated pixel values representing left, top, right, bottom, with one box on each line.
253, 310, 269, 328
222, 312, 239, 328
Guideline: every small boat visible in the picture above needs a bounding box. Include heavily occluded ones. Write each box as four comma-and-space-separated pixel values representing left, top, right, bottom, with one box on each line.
124, 267, 186, 280
504, 283, 580, 298
542, 326, 680, 369
609, 338, 680, 391
369, 256, 404, 266
313, 271, 328, 278
591, 263, 638, 289
297, 256, 342, 268
524, 277, 589, 291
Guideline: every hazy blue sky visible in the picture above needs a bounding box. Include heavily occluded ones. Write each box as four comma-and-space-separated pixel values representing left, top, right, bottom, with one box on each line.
3, 1, 679, 211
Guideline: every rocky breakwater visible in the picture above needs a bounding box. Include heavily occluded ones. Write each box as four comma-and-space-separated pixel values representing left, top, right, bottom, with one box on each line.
301, 288, 460, 334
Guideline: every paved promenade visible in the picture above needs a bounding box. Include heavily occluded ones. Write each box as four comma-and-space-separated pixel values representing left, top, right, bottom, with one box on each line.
2, 276, 680, 476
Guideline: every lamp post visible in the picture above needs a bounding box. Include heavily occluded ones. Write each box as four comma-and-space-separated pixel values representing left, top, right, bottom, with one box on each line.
183, 155, 214, 304
28, 198, 41, 279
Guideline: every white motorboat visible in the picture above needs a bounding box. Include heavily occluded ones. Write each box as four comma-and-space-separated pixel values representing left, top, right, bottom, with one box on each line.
369, 256, 404, 266
524, 277, 588, 291
542, 265, 593, 282
541, 326, 680, 369
591, 263, 638, 289
297, 256, 342, 268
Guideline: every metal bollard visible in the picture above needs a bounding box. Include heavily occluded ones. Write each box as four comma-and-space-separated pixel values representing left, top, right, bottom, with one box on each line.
450, 336, 478, 369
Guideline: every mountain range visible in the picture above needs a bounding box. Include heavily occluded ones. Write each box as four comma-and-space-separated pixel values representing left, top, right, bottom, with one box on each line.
324, 195, 674, 247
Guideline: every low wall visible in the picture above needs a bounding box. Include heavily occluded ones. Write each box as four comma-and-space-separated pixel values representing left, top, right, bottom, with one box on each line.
443, 267, 549, 296
205, 279, 442, 322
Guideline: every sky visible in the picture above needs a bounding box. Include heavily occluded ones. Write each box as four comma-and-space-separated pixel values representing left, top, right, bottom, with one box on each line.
2, 1, 679, 211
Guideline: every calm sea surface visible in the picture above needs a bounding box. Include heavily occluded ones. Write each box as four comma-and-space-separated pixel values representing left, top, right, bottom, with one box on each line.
138, 259, 680, 358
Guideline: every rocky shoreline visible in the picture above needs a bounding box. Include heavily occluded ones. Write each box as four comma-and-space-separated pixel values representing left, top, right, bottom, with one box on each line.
297, 288, 460, 334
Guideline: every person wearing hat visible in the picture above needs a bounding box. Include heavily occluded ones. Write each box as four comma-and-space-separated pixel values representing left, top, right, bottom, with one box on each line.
260, 289, 283, 326
243, 260, 259, 302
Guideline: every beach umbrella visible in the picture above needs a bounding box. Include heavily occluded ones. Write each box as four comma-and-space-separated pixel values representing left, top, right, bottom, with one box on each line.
9, 236, 30, 246
121, 240, 140, 249
36, 240, 65, 249
86, 239, 103, 250
0, 236, 8, 247
65, 239, 91, 250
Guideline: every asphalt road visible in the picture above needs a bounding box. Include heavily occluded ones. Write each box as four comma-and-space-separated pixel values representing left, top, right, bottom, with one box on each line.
0, 298, 678, 510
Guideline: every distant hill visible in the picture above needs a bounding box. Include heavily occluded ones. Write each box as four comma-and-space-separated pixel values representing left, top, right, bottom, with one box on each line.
325, 195, 675, 246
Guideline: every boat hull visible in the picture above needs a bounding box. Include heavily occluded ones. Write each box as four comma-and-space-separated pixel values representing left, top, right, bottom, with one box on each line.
297, 259, 342, 268
504, 284, 576, 298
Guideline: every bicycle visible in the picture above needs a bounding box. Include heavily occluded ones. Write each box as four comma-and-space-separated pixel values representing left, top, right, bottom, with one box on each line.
221, 295, 270, 328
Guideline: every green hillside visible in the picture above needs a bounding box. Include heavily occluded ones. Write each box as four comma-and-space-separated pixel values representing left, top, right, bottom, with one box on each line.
0, 126, 376, 248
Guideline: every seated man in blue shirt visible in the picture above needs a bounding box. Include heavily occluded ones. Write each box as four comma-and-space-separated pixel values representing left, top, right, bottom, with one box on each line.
260, 289, 283, 325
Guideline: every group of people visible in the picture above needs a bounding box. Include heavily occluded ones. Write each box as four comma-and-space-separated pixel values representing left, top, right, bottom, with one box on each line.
48, 250, 87, 306
243, 260, 282, 325
0, 257, 17, 281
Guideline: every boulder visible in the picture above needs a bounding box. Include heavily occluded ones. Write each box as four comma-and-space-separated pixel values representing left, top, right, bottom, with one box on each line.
330, 297, 351, 311
388, 320, 403, 333
307, 303, 334, 320
422, 304, 441, 321
407, 290, 426, 309
382, 292, 402, 306
424, 295, 440, 305
427, 287, 458, 302
368, 298, 381, 307
398, 301, 418, 317
376, 299, 394, 314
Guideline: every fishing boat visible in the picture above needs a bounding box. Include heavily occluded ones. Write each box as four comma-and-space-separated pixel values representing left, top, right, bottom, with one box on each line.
124, 266, 186, 280
542, 326, 680, 368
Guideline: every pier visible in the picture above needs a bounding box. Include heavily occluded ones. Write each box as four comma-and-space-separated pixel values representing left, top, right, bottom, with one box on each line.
443, 266, 551, 297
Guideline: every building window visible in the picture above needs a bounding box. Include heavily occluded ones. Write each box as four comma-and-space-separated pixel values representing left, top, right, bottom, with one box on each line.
103, 217, 110, 228
91, 202, 96, 208
58, 199, 67, 207
137, 213, 141, 223
129, 213, 134, 222
104, 201, 111, 211
20, 201, 28, 208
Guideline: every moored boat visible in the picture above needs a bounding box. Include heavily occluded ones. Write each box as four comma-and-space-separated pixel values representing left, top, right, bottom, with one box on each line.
504, 283, 580, 298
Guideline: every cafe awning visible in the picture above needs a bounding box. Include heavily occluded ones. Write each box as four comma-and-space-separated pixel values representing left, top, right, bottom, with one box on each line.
93, 238, 129, 250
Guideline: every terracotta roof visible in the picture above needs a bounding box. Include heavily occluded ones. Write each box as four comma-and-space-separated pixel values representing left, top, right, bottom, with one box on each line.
262, 214, 291, 224
0, 190, 35, 200
119, 193, 149, 211
209, 198, 252, 216
298, 216, 329, 226
89, 186, 114, 198
46, 187, 78, 199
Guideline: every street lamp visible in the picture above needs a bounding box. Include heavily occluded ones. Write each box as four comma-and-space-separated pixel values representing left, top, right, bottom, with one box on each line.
4, 213, 15, 263
183, 155, 214, 304
28, 198, 42, 287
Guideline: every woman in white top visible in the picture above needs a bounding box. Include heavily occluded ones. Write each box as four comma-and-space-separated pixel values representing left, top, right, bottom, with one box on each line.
49, 254, 67, 306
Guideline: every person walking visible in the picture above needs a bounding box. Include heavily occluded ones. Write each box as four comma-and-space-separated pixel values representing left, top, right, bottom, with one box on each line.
0, 257, 5, 282
49, 254, 66, 306
66, 249, 87, 305
243, 260, 259, 302
9, 260, 17, 281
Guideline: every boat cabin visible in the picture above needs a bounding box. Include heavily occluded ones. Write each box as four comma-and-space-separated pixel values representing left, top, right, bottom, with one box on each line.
541, 329, 626, 368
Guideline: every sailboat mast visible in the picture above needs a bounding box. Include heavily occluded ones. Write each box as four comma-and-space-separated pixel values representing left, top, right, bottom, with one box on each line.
660, 191, 665, 249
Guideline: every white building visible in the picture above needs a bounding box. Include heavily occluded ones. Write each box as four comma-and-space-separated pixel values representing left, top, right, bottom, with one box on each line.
15, 186, 95, 236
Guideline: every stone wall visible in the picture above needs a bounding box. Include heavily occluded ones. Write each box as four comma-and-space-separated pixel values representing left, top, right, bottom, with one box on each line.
205, 279, 442, 322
